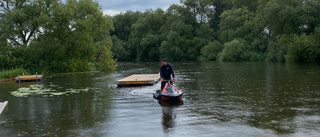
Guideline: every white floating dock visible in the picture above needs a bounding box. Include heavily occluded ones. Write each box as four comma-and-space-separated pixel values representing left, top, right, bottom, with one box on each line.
117, 74, 160, 87
0, 101, 8, 114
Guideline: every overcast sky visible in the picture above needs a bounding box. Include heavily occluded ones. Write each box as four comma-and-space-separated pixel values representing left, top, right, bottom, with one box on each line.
96, 0, 181, 16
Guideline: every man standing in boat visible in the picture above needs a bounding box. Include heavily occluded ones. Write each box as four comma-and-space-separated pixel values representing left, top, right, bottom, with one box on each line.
160, 59, 176, 91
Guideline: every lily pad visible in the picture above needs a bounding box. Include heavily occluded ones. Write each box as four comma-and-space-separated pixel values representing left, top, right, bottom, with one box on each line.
11, 84, 95, 97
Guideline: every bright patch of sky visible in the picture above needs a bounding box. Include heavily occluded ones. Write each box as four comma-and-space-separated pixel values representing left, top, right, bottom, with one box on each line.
96, 0, 180, 16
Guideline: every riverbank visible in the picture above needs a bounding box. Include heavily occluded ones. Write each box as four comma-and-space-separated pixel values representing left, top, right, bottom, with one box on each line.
1, 62, 320, 136
0, 68, 29, 79
0, 78, 15, 82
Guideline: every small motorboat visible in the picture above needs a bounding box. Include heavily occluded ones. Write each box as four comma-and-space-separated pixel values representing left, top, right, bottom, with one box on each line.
153, 81, 183, 102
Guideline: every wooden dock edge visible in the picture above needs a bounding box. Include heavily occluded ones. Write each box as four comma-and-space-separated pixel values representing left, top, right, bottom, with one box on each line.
117, 79, 160, 87
117, 80, 160, 87
117, 74, 160, 87
0, 101, 8, 114
15, 75, 43, 82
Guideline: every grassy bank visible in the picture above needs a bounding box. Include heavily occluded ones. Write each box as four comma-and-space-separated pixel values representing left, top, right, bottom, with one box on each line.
0, 68, 30, 79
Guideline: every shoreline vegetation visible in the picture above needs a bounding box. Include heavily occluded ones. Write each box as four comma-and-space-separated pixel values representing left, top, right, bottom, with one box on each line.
110, 0, 320, 63
0, 69, 102, 80
0, 68, 30, 80
0, 0, 117, 75
1, 0, 319, 76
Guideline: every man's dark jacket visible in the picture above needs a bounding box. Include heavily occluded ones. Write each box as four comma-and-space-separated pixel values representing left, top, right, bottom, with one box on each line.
160, 63, 175, 79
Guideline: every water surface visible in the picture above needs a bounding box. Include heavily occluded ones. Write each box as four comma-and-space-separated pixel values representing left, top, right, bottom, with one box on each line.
1, 62, 320, 136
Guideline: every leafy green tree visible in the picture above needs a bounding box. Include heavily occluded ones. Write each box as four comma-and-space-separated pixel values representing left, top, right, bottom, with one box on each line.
219, 38, 250, 61
314, 26, 320, 44
95, 40, 117, 72
167, 4, 196, 26
299, 0, 320, 34
219, 7, 255, 43
232, 0, 258, 11
0, 0, 53, 70
261, 0, 320, 36
159, 19, 193, 61
0, 37, 11, 69
110, 35, 130, 61
218, 6, 267, 61
111, 11, 142, 61
129, 9, 166, 61
191, 23, 214, 59
207, 0, 232, 30
313, 26, 320, 63
112, 11, 142, 41
284, 34, 320, 62
249, 37, 269, 61
138, 33, 161, 61
199, 40, 223, 61
266, 41, 286, 62
0, 0, 52, 47
266, 27, 320, 63
179, 0, 214, 24
0, 0, 116, 73
179, 0, 199, 25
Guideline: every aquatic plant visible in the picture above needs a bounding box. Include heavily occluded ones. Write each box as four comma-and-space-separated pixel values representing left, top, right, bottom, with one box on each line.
11, 84, 94, 97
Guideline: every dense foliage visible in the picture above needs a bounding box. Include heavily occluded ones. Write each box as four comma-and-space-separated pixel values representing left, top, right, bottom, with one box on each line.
111, 0, 320, 63
1, 0, 320, 75
0, 68, 29, 79
0, 0, 117, 73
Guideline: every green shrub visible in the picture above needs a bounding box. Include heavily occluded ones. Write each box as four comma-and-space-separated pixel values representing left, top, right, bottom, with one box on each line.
95, 41, 118, 72
285, 34, 320, 62
219, 39, 250, 61
0, 68, 30, 79
271, 34, 320, 62
266, 41, 286, 62
199, 40, 223, 61
250, 52, 266, 61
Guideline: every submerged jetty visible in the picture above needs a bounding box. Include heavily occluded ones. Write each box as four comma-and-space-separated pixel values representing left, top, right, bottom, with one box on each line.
117, 74, 160, 87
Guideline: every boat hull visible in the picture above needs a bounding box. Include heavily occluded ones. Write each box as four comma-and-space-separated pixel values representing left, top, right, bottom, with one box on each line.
153, 90, 183, 102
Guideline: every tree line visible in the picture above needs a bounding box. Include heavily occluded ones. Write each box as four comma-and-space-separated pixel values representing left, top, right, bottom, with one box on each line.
111, 0, 320, 63
0, 0, 116, 73
1, 0, 320, 74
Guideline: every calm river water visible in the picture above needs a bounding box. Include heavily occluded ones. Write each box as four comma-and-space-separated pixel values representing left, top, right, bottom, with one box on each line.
1, 62, 320, 137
